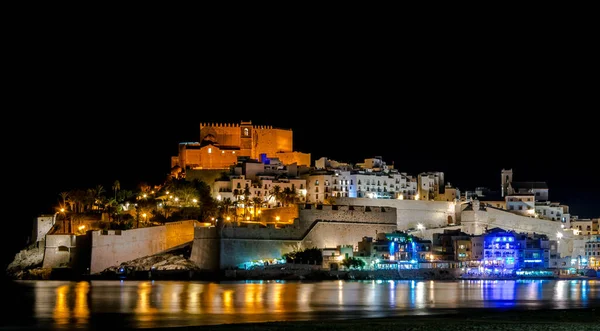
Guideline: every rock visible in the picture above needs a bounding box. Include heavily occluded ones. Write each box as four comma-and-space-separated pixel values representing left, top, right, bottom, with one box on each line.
6, 243, 44, 279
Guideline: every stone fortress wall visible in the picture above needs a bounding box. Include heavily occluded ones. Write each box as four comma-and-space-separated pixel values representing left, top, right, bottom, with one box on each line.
192, 204, 398, 270
461, 204, 573, 257
89, 220, 195, 274
336, 197, 458, 230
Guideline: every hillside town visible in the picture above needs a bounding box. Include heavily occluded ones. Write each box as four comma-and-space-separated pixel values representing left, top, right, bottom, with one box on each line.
7, 120, 599, 279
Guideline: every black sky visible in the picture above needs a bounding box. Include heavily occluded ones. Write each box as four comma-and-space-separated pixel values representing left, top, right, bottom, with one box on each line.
5, 41, 599, 273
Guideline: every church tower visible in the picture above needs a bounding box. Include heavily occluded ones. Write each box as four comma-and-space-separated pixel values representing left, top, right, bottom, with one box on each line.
240, 120, 253, 157
501, 169, 513, 197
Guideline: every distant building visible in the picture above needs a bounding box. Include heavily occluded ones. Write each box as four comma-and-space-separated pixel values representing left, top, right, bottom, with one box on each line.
173, 121, 310, 171
501, 168, 548, 201
570, 218, 599, 236
585, 237, 600, 269
505, 193, 535, 216
418, 172, 445, 201
535, 201, 570, 227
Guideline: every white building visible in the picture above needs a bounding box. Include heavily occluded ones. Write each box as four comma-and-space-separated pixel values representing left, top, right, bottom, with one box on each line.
417, 172, 444, 201
305, 171, 335, 203
501, 169, 549, 201
585, 237, 600, 269
570, 218, 598, 236
214, 174, 307, 207
505, 193, 535, 216
314, 157, 351, 170
352, 172, 417, 200
535, 201, 570, 227
356, 156, 393, 172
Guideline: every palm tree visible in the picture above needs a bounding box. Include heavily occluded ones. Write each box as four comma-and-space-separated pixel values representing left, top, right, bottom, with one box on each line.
175, 186, 199, 207
252, 197, 262, 219
59, 192, 70, 211
243, 186, 251, 217
270, 185, 282, 207
221, 197, 233, 215
282, 187, 296, 206
112, 180, 121, 200
88, 185, 106, 212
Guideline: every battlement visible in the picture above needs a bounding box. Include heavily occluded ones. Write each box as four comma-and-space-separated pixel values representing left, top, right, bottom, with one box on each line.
199, 122, 290, 130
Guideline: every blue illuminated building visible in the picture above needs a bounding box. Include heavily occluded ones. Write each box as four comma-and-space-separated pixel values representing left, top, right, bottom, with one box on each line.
482, 229, 518, 274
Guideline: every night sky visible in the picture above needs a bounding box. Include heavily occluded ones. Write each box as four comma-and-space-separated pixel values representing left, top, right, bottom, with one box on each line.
6, 61, 599, 273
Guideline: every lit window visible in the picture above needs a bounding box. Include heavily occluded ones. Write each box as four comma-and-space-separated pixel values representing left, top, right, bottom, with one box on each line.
208, 148, 212, 154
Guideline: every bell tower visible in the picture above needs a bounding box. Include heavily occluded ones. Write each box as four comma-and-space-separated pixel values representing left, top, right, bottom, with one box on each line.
240, 120, 253, 157
501, 168, 513, 197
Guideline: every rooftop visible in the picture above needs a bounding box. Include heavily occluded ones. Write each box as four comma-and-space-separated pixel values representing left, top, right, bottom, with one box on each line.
511, 181, 548, 190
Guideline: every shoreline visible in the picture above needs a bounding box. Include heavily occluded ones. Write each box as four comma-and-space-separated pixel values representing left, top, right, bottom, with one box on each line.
9, 266, 599, 282
115, 308, 600, 330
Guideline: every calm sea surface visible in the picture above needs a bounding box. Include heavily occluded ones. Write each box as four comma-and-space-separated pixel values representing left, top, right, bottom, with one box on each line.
2, 279, 599, 329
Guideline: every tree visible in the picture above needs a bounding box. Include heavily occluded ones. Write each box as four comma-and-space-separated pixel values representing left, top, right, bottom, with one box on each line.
252, 197, 262, 219
221, 197, 233, 215
270, 185, 282, 207
112, 180, 121, 200
342, 257, 365, 270
242, 186, 251, 218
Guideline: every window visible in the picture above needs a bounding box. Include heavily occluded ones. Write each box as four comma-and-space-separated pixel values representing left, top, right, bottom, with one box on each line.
315, 180, 319, 185
518, 206, 523, 210
208, 148, 212, 154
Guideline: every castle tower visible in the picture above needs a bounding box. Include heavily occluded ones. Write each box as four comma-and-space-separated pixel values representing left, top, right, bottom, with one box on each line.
501, 169, 513, 197
240, 120, 253, 157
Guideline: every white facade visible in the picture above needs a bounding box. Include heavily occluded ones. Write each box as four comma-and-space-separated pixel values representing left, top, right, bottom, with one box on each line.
417, 172, 444, 201
535, 202, 570, 227
352, 172, 417, 200
505, 194, 535, 216
306, 173, 334, 203
570, 219, 598, 236
585, 238, 599, 269
214, 175, 307, 207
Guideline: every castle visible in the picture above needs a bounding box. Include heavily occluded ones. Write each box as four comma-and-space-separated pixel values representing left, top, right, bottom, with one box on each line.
171, 121, 311, 170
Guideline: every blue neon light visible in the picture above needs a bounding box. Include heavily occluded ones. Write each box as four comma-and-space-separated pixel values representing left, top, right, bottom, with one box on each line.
523, 259, 543, 263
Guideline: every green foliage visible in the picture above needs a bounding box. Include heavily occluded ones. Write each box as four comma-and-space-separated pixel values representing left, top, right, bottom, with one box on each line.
283, 247, 323, 265
342, 257, 365, 270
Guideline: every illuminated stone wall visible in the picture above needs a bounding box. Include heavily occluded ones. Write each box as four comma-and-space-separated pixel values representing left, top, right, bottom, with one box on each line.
461, 207, 574, 257
191, 204, 397, 270
192, 122, 306, 169
275, 152, 311, 167
253, 128, 293, 157
260, 205, 299, 223
33, 215, 54, 242
336, 197, 457, 230
200, 123, 242, 150
88, 220, 195, 274
42, 234, 77, 268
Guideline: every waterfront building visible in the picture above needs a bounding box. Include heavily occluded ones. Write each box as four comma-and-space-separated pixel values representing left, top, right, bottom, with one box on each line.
585, 237, 600, 269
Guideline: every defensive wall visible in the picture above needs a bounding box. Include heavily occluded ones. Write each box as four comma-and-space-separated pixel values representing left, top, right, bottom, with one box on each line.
191, 204, 398, 270
42, 234, 77, 268
336, 197, 458, 230
461, 205, 574, 256
88, 220, 196, 274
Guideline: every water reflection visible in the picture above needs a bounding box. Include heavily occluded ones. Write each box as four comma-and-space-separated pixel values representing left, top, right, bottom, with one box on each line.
8, 279, 599, 329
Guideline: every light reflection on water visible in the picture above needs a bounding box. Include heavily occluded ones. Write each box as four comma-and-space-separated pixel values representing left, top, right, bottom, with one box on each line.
8, 279, 600, 329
